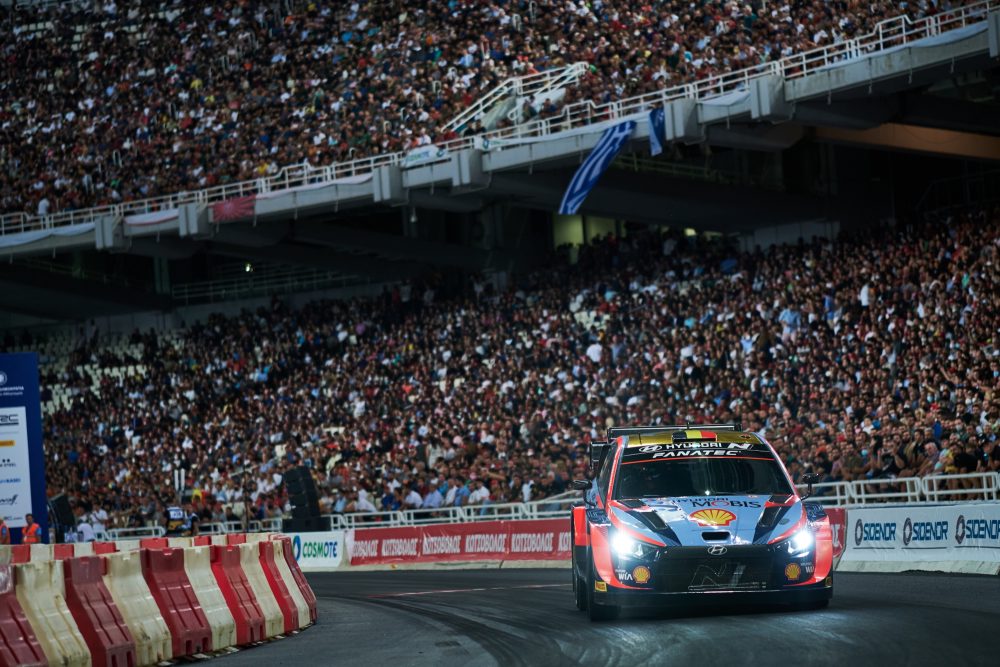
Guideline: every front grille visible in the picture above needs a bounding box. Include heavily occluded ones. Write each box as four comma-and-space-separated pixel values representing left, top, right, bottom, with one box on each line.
653, 552, 774, 593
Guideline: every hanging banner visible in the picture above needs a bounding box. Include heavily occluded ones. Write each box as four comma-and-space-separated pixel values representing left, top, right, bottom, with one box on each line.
0, 353, 47, 542
558, 120, 636, 215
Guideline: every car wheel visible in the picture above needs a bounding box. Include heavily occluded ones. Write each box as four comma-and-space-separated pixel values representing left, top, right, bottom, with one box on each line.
572, 544, 588, 611
587, 555, 619, 622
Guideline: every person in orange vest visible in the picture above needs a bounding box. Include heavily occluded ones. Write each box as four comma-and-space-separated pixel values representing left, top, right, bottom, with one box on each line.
22, 513, 42, 544
0, 517, 9, 545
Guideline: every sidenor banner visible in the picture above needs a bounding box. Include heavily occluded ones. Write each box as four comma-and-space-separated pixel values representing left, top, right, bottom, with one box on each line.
839, 502, 1000, 574
347, 519, 572, 566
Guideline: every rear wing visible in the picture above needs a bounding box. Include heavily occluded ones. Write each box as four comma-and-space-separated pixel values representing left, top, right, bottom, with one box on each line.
606, 423, 743, 440
590, 441, 610, 472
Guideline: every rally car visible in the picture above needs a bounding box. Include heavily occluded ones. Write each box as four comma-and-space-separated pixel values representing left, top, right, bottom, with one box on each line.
571, 424, 833, 620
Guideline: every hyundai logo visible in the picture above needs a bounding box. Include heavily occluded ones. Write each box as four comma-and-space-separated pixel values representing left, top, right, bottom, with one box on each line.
707, 546, 727, 556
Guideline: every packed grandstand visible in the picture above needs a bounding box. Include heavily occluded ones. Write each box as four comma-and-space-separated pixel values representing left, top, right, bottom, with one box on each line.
3, 204, 995, 531
0, 0, 981, 216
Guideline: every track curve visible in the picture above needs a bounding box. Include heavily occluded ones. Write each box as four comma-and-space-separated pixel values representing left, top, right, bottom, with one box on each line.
218, 568, 1000, 666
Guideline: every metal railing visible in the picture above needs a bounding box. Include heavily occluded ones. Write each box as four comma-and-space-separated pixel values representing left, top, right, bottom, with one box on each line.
922, 472, 1000, 502
171, 268, 371, 305
442, 62, 588, 133
796, 481, 853, 507
321, 474, 1000, 530
798, 472, 1000, 507
1, 1, 994, 238
324, 491, 580, 529
106, 526, 165, 540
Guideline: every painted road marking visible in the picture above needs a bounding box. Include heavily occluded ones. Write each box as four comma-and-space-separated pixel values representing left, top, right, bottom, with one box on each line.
369, 584, 571, 598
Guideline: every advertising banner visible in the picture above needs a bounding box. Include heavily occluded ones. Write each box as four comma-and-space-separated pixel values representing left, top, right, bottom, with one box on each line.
840, 503, 1000, 574
347, 519, 572, 566
287, 531, 344, 571
0, 353, 46, 541
826, 507, 847, 562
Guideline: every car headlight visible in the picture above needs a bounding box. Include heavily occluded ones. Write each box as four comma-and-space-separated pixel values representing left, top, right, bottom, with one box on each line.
612, 531, 648, 559
787, 528, 814, 555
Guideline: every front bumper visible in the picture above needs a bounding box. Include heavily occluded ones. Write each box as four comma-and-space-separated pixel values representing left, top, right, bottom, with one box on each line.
596, 543, 832, 607
594, 579, 832, 608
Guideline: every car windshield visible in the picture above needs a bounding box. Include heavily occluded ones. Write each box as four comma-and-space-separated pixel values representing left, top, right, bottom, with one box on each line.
615, 457, 793, 499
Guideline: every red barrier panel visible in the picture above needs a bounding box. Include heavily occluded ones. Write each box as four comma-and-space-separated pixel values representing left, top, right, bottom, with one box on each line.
0, 564, 46, 667
139, 538, 168, 550
53, 544, 75, 560
257, 542, 297, 634
348, 519, 572, 566
276, 538, 316, 623
9, 547, 29, 565
63, 556, 137, 667
209, 546, 264, 645
93, 543, 117, 555
225, 535, 246, 546
141, 548, 212, 657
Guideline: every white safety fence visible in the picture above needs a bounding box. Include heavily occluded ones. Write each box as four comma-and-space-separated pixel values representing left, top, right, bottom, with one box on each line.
2, 0, 996, 236
91, 474, 999, 539
325, 490, 579, 530
796, 472, 1000, 507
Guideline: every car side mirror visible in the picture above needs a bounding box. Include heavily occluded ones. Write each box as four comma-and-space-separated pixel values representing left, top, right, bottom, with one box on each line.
571, 479, 591, 491
801, 472, 820, 498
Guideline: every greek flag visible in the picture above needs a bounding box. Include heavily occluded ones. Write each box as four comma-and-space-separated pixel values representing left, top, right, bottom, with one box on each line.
558, 120, 636, 215
649, 107, 667, 157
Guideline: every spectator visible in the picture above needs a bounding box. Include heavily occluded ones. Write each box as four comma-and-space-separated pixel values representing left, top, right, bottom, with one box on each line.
8, 204, 998, 525
0, 0, 974, 217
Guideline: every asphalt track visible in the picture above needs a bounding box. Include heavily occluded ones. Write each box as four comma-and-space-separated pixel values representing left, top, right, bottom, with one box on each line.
218, 568, 1000, 666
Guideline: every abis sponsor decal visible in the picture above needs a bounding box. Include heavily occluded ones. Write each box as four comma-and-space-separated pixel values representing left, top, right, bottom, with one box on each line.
510, 531, 555, 553
381, 537, 419, 558
464, 532, 507, 554
0, 414, 19, 428
352, 536, 419, 559
422, 534, 463, 556
689, 509, 737, 527
901, 517, 948, 546
854, 518, 897, 546
954, 514, 1000, 545
0, 494, 18, 507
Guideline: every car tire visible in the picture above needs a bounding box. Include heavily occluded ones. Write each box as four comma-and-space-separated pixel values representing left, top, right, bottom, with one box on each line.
572, 547, 588, 611
571, 517, 588, 610
587, 555, 619, 622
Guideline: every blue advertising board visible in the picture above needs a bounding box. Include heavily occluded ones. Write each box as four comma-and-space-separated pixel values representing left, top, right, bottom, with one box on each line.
0, 353, 47, 543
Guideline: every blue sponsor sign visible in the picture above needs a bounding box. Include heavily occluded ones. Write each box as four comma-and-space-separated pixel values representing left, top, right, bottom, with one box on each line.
0, 353, 47, 542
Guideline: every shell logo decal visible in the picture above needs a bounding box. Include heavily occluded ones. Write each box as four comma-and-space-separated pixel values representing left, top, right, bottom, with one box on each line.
785, 563, 802, 580
632, 566, 651, 584
689, 509, 737, 526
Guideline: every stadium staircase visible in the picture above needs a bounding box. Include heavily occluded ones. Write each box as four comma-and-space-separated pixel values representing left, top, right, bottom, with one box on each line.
442, 62, 589, 133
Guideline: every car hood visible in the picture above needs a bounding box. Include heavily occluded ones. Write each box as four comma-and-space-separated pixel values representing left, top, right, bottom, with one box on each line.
608, 495, 805, 547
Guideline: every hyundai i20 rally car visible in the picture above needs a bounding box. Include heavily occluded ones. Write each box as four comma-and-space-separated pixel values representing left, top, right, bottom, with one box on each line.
571, 424, 833, 621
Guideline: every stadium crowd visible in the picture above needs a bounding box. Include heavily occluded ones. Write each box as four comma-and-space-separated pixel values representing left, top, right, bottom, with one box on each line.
16, 204, 999, 531
1, 0, 976, 216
